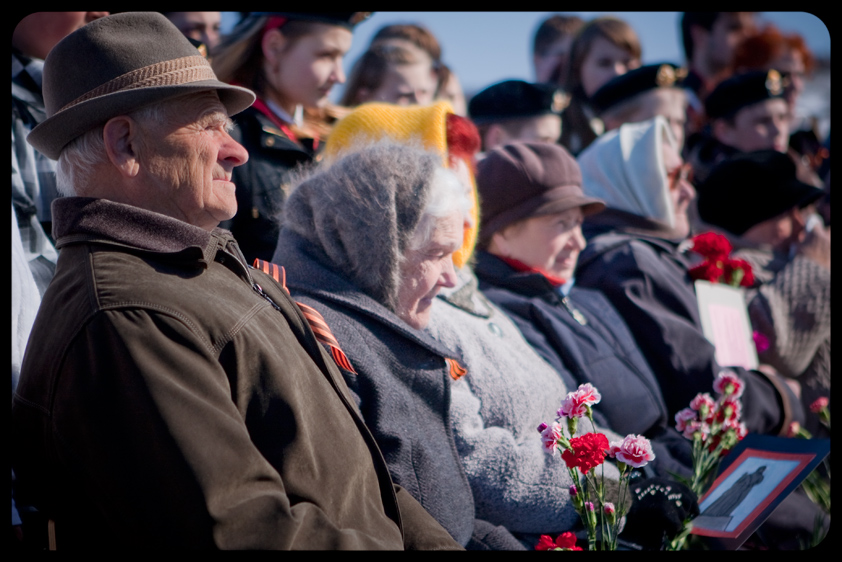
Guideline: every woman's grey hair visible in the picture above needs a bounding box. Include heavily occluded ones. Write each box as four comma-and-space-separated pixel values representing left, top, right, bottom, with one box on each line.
409, 166, 471, 251
55, 99, 180, 196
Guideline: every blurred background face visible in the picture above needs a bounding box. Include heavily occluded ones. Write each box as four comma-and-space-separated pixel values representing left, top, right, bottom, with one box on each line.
13, 11, 109, 60
534, 35, 576, 84
742, 206, 809, 254
632, 89, 688, 150
489, 207, 586, 281
580, 37, 641, 98
705, 12, 756, 73
716, 98, 790, 153
770, 48, 807, 117
364, 61, 438, 106
165, 12, 222, 50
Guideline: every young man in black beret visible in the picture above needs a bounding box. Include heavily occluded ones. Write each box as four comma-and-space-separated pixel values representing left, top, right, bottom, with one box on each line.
468, 79, 567, 153
592, 63, 690, 150
686, 69, 790, 184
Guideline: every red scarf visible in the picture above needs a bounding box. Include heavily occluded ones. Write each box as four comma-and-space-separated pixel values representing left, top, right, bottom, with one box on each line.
498, 256, 568, 288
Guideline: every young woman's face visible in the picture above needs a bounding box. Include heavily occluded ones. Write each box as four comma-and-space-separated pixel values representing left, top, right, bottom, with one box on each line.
264, 24, 353, 113
580, 36, 640, 98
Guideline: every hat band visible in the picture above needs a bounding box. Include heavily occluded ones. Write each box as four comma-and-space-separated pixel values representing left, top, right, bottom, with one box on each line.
59, 55, 217, 113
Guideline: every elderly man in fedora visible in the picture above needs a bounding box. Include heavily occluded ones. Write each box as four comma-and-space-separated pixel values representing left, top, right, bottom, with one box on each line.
10, 12, 460, 551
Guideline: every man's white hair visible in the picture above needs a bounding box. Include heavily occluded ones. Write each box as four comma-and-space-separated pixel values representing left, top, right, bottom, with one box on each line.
55, 102, 172, 196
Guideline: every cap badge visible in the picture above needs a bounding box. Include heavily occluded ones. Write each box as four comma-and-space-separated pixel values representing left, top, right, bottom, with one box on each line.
551, 90, 570, 113
655, 65, 676, 87
766, 69, 783, 96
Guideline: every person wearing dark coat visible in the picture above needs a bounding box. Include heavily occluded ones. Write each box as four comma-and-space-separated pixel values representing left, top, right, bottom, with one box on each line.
11, 13, 459, 551
575, 117, 804, 436
271, 141, 525, 550
574, 117, 822, 550
472, 141, 693, 482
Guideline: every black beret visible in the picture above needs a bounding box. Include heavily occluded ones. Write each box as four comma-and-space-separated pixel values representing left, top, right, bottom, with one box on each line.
251, 12, 373, 29
705, 69, 787, 120
468, 80, 569, 124
697, 150, 825, 236
591, 63, 687, 114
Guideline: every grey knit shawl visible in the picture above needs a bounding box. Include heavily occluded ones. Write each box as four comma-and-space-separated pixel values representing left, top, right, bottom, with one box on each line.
281, 142, 439, 312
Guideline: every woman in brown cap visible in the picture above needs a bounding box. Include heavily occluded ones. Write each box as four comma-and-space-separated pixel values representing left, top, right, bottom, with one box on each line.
472, 141, 699, 550
210, 12, 371, 263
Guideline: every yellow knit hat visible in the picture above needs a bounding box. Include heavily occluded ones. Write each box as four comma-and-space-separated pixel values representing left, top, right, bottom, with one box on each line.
324, 101, 480, 268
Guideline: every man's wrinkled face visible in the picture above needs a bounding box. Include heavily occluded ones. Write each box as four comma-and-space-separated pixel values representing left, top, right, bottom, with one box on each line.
135, 91, 249, 231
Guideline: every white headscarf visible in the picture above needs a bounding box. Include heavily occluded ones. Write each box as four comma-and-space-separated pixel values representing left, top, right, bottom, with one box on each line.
577, 116, 678, 228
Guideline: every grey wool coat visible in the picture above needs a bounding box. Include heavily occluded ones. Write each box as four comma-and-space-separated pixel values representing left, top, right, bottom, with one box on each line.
271, 142, 525, 550
273, 230, 524, 550
425, 267, 623, 545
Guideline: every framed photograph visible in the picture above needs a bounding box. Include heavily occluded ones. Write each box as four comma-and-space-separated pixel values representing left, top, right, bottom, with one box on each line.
690, 434, 830, 549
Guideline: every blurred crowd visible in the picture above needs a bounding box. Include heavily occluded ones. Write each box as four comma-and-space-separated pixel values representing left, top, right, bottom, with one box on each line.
12, 11, 829, 551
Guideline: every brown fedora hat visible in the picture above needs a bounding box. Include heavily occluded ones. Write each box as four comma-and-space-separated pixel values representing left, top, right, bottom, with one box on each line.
27, 12, 255, 160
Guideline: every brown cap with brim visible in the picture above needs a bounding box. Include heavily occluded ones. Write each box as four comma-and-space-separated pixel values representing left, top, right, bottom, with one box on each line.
27, 12, 255, 160
476, 141, 605, 244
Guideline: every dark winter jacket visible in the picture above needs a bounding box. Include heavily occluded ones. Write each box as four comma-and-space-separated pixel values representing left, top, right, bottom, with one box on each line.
474, 251, 693, 479
577, 211, 805, 436
11, 197, 460, 550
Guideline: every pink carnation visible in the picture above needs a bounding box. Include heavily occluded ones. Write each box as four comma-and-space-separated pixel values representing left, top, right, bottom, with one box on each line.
810, 397, 829, 413
609, 434, 655, 468
690, 393, 716, 421
539, 422, 564, 454
559, 383, 602, 419
681, 420, 711, 440
715, 396, 742, 424
674, 407, 698, 433
713, 370, 745, 398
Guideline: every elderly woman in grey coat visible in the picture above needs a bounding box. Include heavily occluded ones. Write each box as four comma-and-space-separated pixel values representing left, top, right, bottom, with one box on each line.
270, 141, 524, 550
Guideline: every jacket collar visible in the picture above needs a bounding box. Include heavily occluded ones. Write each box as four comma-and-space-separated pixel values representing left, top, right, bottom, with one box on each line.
474, 251, 559, 301
275, 229, 461, 360
51, 197, 238, 267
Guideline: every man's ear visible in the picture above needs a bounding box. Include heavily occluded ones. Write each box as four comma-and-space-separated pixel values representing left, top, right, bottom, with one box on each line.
103, 115, 140, 178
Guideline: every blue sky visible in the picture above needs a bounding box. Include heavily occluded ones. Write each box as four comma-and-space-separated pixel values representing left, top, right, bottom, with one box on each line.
220, 12, 830, 99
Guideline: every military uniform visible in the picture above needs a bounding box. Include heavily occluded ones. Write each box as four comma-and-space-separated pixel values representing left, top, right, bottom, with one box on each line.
221, 103, 319, 265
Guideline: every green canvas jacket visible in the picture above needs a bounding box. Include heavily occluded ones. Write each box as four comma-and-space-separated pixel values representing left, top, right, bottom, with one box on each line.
11, 197, 460, 550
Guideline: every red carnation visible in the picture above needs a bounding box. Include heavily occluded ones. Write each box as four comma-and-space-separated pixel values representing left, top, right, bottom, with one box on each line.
535, 532, 582, 551
689, 259, 724, 283
691, 232, 732, 260
723, 258, 755, 287
561, 433, 609, 474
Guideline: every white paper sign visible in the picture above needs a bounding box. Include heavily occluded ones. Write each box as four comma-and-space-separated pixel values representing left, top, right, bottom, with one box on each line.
695, 280, 758, 370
